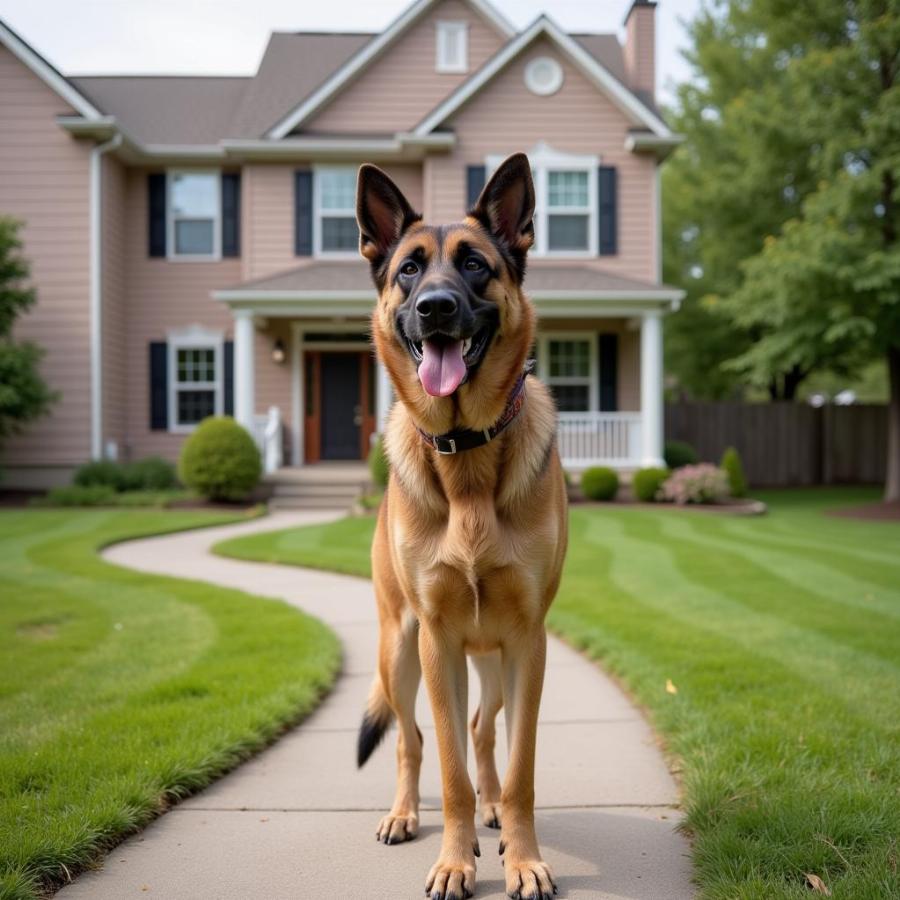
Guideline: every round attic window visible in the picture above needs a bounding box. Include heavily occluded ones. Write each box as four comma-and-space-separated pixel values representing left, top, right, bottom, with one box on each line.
524, 57, 564, 96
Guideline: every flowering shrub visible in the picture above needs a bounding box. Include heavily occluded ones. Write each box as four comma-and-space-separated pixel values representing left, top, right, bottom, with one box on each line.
659, 463, 730, 505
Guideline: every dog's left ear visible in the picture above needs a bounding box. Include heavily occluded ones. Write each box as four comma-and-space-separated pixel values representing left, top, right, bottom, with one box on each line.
470, 153, 535, 266
356, 164, 420, 271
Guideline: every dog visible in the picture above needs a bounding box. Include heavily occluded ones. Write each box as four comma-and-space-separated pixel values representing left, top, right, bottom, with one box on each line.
355, 153, 567, 900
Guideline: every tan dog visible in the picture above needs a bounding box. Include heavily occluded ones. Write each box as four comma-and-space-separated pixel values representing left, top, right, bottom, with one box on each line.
355, 153, 567, 900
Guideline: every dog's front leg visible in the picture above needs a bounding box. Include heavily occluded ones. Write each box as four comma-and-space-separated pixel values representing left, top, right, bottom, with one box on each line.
419, 621, 479, 900
499, 626, 557, 900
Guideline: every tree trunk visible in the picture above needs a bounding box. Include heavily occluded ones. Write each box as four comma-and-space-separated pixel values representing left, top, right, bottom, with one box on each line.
886, 345, 900, 502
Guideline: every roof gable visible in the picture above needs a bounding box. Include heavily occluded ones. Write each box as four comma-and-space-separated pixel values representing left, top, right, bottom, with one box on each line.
413, 15, 673, 138
0, 17, 102, 119
265, 0, 514, 139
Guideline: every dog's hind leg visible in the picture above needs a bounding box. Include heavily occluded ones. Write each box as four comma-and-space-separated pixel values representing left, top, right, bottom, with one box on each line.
370, 611, 423, 845
471, 651, 504, 829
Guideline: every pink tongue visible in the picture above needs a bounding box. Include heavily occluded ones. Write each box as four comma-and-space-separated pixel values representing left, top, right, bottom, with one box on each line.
418, 339, 467, 397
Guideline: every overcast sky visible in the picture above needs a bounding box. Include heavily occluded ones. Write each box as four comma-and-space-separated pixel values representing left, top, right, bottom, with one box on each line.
0, 0, 702, 106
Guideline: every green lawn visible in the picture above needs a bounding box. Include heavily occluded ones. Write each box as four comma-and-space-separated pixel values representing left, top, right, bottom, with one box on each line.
214, 488, 900, 899
0, 509, 341, 900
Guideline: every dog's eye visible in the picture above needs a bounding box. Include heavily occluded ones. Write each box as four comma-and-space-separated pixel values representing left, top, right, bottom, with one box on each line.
463, 257, 484, 272
400, 261, 419, 277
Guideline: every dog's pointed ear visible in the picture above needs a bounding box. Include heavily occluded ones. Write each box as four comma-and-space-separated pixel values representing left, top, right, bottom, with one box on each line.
470, 153, 535, 258
356, 164, 420, 268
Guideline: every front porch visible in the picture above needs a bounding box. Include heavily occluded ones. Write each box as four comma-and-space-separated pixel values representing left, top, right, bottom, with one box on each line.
214, 259, 680, 473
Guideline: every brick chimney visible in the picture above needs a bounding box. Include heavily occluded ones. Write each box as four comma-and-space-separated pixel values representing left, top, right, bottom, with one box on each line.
623, 0, 656, 101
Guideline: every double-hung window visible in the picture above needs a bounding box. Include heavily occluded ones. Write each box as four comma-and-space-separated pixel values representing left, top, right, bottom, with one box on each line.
168, 328, 223, 431
167, 171, 221, 259
541, 336, 596, 412
315, 167, 359, 254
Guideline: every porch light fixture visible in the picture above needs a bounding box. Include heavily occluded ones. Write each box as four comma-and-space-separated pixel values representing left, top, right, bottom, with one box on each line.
272, 338, 286, 365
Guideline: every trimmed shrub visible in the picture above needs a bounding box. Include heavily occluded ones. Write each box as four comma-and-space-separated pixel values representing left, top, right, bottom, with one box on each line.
664, 440, 699, 470
178, 417, 261, 501
368, 435, 390, 490
126, 456, 179, 491
632, 467, 669, 503
74, 460, 129, 491
659, 463, 730, 505
34, 485, 118, 507
580, 466, 619, 501
720, 446, 747, 498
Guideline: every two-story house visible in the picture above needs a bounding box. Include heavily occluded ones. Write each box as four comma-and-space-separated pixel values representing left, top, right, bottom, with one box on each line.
0, 0, 682, 489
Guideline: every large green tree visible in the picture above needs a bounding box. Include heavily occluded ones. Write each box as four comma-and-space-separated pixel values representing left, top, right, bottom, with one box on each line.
0, 218, 56, 452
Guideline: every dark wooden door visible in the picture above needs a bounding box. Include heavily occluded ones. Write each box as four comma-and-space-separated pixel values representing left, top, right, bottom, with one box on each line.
320, 353, 361, 460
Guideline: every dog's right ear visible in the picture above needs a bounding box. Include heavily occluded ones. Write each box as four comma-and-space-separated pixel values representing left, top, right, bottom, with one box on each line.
356, 165, 420, 274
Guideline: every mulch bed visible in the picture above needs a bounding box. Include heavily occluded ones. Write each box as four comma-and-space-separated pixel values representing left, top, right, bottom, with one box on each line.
826, 500, 900, 522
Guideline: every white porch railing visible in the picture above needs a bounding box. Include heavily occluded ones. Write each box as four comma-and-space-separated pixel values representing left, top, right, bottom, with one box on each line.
557, 412, 642, 469
252, 406, 283, 474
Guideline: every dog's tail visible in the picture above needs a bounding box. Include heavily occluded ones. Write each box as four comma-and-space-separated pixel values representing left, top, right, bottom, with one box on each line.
357, 677, 394, 768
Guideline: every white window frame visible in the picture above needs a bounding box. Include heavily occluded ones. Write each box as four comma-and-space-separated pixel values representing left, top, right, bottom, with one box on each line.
166, 169, 222, 261
167, 325, 224, 433
538, 332, 598, 412
487, 143, 598, 258
313, 164, 360, 259
436, 21, 468, 73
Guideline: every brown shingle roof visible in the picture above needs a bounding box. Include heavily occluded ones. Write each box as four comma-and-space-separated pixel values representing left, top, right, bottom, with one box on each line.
220, 260, 679, 296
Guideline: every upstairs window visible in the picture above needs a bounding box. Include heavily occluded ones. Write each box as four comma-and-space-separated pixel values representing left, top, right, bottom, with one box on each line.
436, 21, 468, 73
167, 171, 221, 259
546, 171, 591, 251
315, 167, 359, 254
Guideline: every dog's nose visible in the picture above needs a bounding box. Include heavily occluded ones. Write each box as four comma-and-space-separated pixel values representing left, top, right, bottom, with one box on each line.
416, 291, 458, 325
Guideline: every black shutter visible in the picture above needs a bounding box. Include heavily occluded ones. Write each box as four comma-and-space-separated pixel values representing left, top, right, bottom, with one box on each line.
148, 173, 167, 257
294, 170, 313, 256
466, 165, 486, 210
598, 333, 618, 411
221, 173, 241, 257
149, 342, 168, 429
223, 341, 234, 416
598, 166, 618, 256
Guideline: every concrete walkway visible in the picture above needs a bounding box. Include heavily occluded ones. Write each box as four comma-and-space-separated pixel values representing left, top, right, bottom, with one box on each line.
59, 512, 694, 900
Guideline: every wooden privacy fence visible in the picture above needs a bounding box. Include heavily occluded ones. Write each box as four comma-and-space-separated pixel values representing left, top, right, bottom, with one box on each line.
665, 402, 888, 487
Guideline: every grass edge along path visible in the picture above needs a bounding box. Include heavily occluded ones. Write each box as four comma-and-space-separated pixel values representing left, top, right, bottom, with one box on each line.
0, 509, 341, 900
213, 488, 900, 899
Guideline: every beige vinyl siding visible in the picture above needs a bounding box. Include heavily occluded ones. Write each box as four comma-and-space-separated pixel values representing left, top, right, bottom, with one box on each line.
428, 37, 659, 282
305, 0, 504, 134
102, 155, 128, 455
122, 167, 239, 462
0, 44, 92, 471
539, 317, 640, 412
242, 162, 424, 281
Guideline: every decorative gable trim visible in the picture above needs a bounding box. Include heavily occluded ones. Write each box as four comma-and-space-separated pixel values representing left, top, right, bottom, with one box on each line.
0, 18, 103, 120
413, 15, 674, 139
265, 0, 514, 139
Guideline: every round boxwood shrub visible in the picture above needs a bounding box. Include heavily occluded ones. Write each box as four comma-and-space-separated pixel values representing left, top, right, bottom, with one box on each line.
74, 459, 129, 491
632, 466, 669, 503
368, 435, 389, 490
580, 466, 619, 501
127, 456, 179, 491
720, 446, 747, 498
664, 440, 699, 470
178, 417, 261, 501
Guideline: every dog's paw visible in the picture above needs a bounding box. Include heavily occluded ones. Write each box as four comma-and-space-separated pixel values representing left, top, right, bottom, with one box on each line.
481, 800, 502, 829
375, 811, 418, 845
424, 855, 476, 900
502, 857, 557, 900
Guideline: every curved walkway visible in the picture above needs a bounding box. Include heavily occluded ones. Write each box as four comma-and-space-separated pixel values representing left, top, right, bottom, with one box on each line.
59, 512, 694, 900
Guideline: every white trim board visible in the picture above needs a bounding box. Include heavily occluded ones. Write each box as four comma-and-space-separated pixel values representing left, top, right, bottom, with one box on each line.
0, 19, 103, 120
413, 15, 674, 139
266, 0, 514, 139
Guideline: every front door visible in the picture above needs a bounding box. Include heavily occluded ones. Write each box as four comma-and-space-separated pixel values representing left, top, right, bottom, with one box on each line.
303, 351, 376, 462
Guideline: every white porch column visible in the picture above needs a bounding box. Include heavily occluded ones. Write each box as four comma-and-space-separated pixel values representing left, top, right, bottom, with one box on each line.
233, 309, 255, 433
376, 360, 393, 435
640, 309, 665, 467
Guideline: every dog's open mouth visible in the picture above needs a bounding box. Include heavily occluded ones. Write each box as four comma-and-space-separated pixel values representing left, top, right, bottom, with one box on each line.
405, 327, 493, 397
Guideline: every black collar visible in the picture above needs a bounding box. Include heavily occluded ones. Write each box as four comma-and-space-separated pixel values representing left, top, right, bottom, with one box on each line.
416, 360, 534, 456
